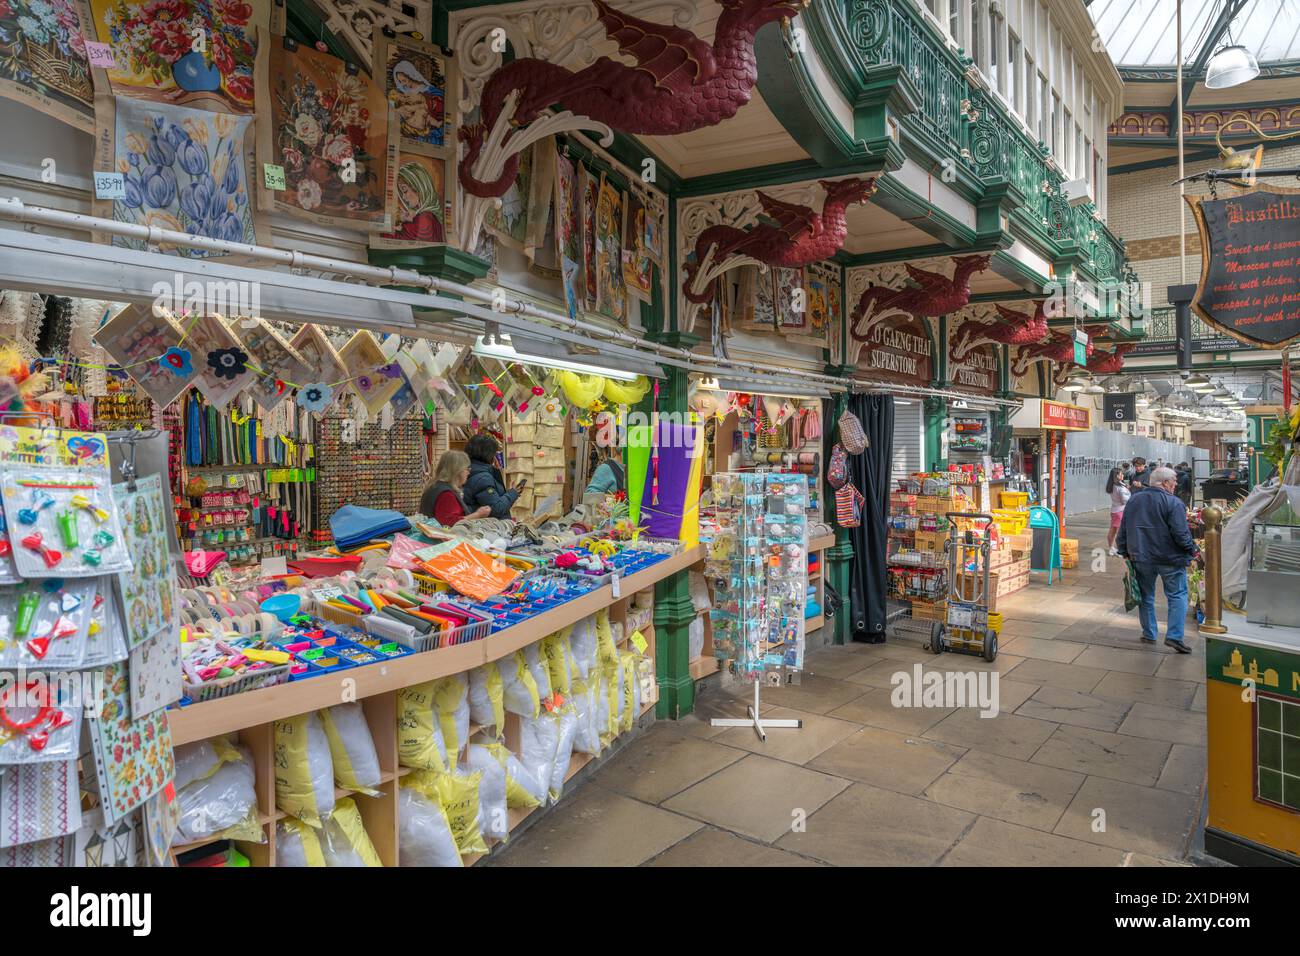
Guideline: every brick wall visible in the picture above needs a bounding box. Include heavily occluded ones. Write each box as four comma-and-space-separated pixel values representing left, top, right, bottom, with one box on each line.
1108, 142, 1300, 308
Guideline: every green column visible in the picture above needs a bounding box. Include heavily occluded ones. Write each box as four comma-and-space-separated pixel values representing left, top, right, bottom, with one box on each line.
823, 364, 853, 645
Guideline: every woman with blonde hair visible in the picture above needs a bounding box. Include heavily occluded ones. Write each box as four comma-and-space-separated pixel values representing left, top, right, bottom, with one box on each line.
420, 450, 491, 525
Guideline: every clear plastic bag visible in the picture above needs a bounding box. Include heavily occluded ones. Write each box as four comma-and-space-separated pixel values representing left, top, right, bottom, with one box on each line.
397, 783, 462, 867
175, 744, 257, 842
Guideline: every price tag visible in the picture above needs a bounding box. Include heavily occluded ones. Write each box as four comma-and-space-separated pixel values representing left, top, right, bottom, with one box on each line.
93, 171, 125, 199
312, 586, 343, 602
84, 40, 116, 69
263, 163, 286, 190
630, 630, 647, 654
610, 572, 621, 598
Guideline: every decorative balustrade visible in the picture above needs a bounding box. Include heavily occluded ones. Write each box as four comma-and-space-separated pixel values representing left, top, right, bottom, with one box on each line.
836, 0, 1127, 285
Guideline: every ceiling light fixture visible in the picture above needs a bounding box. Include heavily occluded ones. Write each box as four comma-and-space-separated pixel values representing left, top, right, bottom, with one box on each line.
1205, 44, 1261, 90
473, 335, 644, 380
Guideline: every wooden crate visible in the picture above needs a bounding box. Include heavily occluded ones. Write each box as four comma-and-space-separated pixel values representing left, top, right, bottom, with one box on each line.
910, 598, 946, 622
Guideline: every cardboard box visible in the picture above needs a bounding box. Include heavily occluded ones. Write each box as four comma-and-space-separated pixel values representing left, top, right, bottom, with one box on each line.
954, 571, 999, 610
1060, 537, 1078, 555
914, 530, 948, 553
910, 598, 946, 622
1004, 532, 1033, 554
1061, 552, 1078, 569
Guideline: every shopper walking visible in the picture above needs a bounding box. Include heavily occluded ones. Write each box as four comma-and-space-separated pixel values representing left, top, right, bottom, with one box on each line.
1106, 466, 1130, 556
1117, 466, 1200, 653
420, 450, 492, 525
463, 433, 525, 519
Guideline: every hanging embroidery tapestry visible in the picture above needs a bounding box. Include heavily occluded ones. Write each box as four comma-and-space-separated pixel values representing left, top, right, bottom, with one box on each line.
798, 260, 838, 350
92, 303, 193, 407
373, 31, 454, 157
482, 141, 530, 251
0, 0, 94, 131
258, 35, 397, 231
87, 660, 175, 825
93, 95, 262, 258
622, 189, 653, 299
370, 152, 450, 249
772, 266, 806, 334
554, 149, 583, 321
579, 163, 599, 311
736, 264, 776, 332
230, 317, 310, 412
594, 176, 625, 324
86, 0, 269, 114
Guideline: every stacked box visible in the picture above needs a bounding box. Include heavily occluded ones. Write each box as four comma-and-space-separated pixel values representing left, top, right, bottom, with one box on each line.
1060, 537, 1078, 569
914, 530, 948, 553
1004, 532, 1033, 554
910, 598, 947, 622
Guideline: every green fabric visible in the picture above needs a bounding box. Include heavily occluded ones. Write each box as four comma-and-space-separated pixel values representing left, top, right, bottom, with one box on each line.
625, 424, 652, 527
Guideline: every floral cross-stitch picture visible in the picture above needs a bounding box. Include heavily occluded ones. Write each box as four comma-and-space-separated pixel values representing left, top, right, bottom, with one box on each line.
0, 0, 95, 131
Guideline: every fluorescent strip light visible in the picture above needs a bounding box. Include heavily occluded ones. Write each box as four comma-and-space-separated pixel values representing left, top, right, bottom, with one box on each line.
473, 335, 641, 380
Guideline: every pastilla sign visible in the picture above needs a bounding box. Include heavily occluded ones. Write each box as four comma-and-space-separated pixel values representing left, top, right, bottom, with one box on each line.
1187, 186, 1300, 348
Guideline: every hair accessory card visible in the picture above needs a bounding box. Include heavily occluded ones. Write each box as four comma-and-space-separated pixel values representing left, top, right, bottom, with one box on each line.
0, 578, 97, 669
0, 675, 83, 764
0, 466, 132, 578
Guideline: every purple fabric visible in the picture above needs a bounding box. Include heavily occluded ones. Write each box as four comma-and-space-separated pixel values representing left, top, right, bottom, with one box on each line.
640, 420, 698, 539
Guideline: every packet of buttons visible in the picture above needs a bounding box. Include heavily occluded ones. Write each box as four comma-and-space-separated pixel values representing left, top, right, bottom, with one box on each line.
0, 578, 97, 669
0, 467, 132, 578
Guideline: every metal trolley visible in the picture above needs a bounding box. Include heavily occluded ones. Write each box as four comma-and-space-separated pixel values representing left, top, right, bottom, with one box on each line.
929, 511, 1001, 661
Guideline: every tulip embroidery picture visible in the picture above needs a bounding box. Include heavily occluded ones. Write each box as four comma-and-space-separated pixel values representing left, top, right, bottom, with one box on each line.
108, 98, 256, 259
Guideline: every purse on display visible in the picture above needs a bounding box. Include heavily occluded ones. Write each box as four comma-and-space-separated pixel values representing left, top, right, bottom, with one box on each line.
827, 443, 850, 489
835, 481, 865, 528
838, 410, 868, 454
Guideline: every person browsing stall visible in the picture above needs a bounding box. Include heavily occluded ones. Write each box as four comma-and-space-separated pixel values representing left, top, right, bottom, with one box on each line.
1129, 456, 1151, 488
583, 446, 625, 502
1106, 466, 1130, 557
420, 450, 491, 526
1117, 466, 1200, 654
463, 433, 524, 519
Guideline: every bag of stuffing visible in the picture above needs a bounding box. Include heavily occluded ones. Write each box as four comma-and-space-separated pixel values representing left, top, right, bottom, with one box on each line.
619, 654, 639, 732
276, 816, 326, 867
481, 742, 544, 809
175, 743, 257, 842
688, 615, 704, 660
518, 713, 560, 808
541, 627, 579, 697
547, 707, 580, 801
397, 680, 449, 772
595, 608, 618, 672
464, 744, 509, 841
571, 678, 602, 756
320, 703, 382, 793
522, 641, 553, 702
173, 735, 241, 792
412, 770, 488, 856
433, 674, 470, 769
397, 783, 462, 867
320, 797, 383, 867
598, 675, 615, 747
273, 712, 336, 827
467, 662, 505, 737
568, 616, 598, 680
501, 649, 540, 718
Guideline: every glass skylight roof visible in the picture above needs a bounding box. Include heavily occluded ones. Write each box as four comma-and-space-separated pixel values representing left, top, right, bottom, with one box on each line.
1089, 0, 1300, 68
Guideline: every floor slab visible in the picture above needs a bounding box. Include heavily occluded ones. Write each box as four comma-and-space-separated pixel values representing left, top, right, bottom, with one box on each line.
923, 749, 1085, 831
1053, 775, 1200, 861
1156, 743, 1208, 794
645, 827, 824, 867
1031, 725, 1172, 787
594, 725, 747, 804
776, 783, 976, 866
999, 635, 1088, 663
1001, 658, 1110, 693
661, 753, 850, 843
941, 816, 1127, 866
753, 673, 870, 715
1092, 671, 1199, 709
710, 706, 861, 766
923, 707, 1059, 760
827, 687, 957, 736
490, 785, 702, 867
1014, 685, 1133, 732
1117, 701, 1207, 747
807, 726, 966, 795
1072, 645, 1163, 676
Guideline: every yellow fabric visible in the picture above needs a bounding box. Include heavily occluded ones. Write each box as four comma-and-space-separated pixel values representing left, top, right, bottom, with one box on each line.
619, 654, 637, 732
329, 797, 383, 867
558, 370, 605, 410
602, 375, 650, 406
397, 681, 449, 772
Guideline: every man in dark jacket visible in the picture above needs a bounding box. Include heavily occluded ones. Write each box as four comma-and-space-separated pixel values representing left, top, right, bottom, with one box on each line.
1129, 457, 1150, 489
463, 433, 523, 519
1117, 466, 1200, 653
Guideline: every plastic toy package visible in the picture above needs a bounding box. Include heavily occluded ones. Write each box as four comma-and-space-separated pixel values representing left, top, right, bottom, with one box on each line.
0, 674, 83, 764
0, 466, 133, 578
0, 510, 20, 585
0, 578, 98, 669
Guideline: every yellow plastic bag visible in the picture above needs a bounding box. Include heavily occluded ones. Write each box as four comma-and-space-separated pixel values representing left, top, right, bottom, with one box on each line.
320, 702, 382, 794
482, 742, 542, 810
397, 681, 449, 772
595, 608, 618, 672
501, 649, 540, 718
541, 627, 579, 697
410, 770, 488, 857
433, 674, 469, 770
273, 712, 336, 827
468, 662, 505, 738
619, 653, 638, 732
277, 816, 326, 867
321, 797, 383, 867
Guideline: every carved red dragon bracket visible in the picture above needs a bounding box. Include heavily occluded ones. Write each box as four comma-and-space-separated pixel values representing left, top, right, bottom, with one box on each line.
848, 255, 993, 357
1011, 329, 1094, 380
681, 177, 877, 307
459, 0, 807, 202
949, 300, 1050, 364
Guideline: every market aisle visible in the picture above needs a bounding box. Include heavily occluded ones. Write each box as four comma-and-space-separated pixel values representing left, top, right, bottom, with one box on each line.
489, 510, 1210, 867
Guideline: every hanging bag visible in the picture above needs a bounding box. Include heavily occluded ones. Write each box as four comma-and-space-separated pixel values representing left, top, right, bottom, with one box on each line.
838, 410, 869, 455
827, 443, 850, 489
835, 481, 865, 528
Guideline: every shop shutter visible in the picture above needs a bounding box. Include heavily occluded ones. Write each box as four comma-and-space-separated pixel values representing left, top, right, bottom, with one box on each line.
891, 399, 923, 480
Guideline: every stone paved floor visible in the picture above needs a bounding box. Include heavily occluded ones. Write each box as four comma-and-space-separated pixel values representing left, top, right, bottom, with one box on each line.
491, 510, 1209, 867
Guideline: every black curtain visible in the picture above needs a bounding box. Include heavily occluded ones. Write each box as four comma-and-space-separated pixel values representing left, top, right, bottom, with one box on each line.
847, 394, 894, 642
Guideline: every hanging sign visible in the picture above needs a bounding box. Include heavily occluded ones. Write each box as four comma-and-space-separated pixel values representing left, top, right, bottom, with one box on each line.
950, 342, 998, 396
854, 312, 933, 386
1186, 186, 1300, 348
1041, 400, 1091, 431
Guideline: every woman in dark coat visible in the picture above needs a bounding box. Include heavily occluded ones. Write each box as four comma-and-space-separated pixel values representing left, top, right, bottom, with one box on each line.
462, 433, 524, 519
